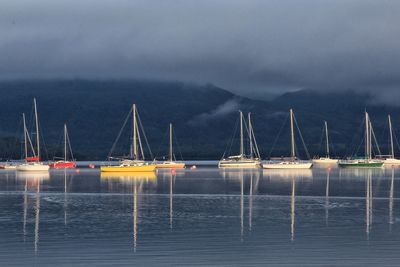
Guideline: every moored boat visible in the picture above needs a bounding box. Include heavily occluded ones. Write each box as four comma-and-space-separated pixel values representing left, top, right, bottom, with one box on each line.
100, 104, 156, 172
16, 99, 49, 172
263, 109, 312, 169
382, 115, 400, 166
218, 111, 261, 168
312, 121, 338, 164
156, 123, 185, 169
49, 124, 76, 169
338, 112, 383, 168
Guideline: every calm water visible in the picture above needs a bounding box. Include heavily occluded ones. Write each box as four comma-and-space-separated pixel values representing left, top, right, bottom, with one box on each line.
0, 165, 399, 266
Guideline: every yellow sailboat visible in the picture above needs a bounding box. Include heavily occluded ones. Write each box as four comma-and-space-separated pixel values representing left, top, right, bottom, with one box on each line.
156, 123, 185, 169
101, 104, 156, 173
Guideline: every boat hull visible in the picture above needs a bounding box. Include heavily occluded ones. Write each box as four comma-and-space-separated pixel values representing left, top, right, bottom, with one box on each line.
156, 162, 185, 169
16, 163, 50, 172
312, 158, 338, 164
100, 165, 156, 172
383, 158, 400, 166
338, 161, 383, 168
218, 160, 261, 168
49, 161, 76, 169
262, 162, 313, 169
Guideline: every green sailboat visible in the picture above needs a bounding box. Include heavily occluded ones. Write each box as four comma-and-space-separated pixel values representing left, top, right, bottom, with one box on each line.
338, 111, 384, 168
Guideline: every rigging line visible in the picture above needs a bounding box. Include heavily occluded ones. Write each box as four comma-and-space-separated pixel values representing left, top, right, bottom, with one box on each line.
107, 108, 132, 160
268, 113, 289, 158
136, 125, 145, 160
393, 128, 400, 156
317, 124, 325, 157
250, 123, 261, 159
348, 117, 365, 157
25, 125, 36, 157
221, 116, 239, 159
153, 126, 169, 160
136, 110, 153, 160
293, 113, 311, 160
370, 122, 382, 156
66, 129, 74, 160
173, 128, 184, 161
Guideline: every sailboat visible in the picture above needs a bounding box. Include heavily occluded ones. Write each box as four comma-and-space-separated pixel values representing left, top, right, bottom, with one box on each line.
16, 99, 50, 172
262, 109, 312, 169
382, 115, 400, 166
313, 121, 338, 164
49, 124, 76, 169
101, 104, 156, 172
338, 112, 383, 168
218, 111, 261, 168
156, 123, 185, 169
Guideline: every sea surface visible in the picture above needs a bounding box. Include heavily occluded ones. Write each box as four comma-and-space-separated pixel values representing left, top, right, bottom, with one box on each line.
0, 164, 399, 266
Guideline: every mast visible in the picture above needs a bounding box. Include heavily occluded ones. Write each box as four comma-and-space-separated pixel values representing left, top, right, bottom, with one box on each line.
365, 112, 370, 160
325, 121, 330, 158
169, 123, 173, 161
389, 115, 395, 158
240, 111, 244, 157
22, 113, 28, 159
248, 113, 253, 158
290, 109, 295, 160
133, 104, 137, 160
34, 98, 40, 160
64, 124, 67, 161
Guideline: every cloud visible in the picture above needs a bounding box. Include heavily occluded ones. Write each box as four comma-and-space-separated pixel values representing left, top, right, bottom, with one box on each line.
1, 0, 400, 100
188, 99, 240, 125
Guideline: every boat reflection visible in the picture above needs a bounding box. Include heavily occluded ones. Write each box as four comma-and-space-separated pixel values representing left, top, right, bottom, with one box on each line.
291, 177, 296, 242
263, 169, 312, 180
339, 167, 384, 180
101, 171, 157, 252
366, 170, 373, 237
19, 171, 48, 253
219, 169, 260, 238
325, 168, 330, 226
389, 168, 394, 230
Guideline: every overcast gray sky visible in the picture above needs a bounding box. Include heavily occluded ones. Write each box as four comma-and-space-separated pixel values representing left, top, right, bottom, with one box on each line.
1, 0, 400, 100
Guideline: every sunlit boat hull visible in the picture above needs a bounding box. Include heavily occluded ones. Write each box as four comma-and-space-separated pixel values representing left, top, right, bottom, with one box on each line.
100, 165, 156, 172
16, 163, 50, 172
218, 160, 261, 168
383, 158, 400, 166
312, 158, 338, 164
156, 162, 185, 169
338, 160, 383, 168
262, 161, 313, 169
49, 161, 76, 169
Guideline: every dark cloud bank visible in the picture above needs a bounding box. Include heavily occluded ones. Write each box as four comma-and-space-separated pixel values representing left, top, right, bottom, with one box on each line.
1, 0, 400, 103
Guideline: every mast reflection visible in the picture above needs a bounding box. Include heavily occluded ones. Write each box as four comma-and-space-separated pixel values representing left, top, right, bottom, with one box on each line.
389, 168, 394, 230
100, 171, 156, 252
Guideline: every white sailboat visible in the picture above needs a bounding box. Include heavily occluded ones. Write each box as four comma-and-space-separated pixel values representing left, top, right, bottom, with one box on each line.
156, 123, 185, 169
383, 115, 400, 166
16, 98, 49, 172
218, 111, 261, 168
263, 109, 312, 169
313, 121, 338, 164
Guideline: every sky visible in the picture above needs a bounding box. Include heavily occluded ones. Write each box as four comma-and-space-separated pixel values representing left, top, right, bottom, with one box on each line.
1, 0, 400, 101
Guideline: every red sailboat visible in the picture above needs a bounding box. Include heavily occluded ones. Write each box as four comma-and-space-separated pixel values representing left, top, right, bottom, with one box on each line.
49, 124, 76, 169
